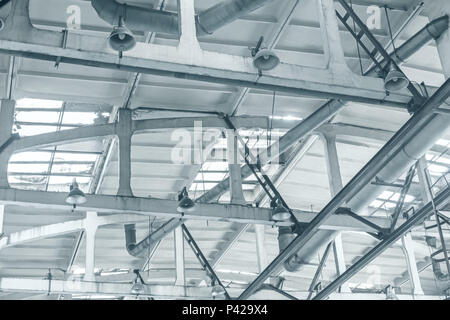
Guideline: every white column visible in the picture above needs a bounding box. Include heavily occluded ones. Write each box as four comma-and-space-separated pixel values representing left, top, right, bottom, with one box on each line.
83, 212, 98, 281
174, 227, 185, 286
177, 0, 201, 53
255, 225, 268, 273
321, 133, 350, 293
401, 233, 425, 295
227, 130, 246, 205
0, 99, 15, 188
117, 109, 133, 197
317, 0, 350, 73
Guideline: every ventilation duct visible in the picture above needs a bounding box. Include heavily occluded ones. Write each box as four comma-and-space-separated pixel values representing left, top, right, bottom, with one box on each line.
91, 0, 274, 37
277, 15, 450, 273
124, 218, 184, 258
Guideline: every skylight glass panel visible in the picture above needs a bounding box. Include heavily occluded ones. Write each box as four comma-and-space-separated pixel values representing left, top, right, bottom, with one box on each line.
194, 172, 226, 181
16, 98, 63, 109
15, 111, 60, 123
52, 163, 94, 174
189, 182, 219, 191
62, 112, 98, 125
8, 175, 47, 185
10, 152, 52, 162
201, 161, 229, 171
428, 164, 448, 174
53, 153, 99, 162
8, 163, 49, 174
378, 191, 394, 200
436, 139, 450, 146
17, 125, 57, 137
48, 176, 90, 185
369, 200, 385, 207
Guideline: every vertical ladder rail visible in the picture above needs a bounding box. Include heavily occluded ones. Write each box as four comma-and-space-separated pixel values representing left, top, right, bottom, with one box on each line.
181, 224, 232, 300
335, 0, 425, 105
222, 116, 303, 229
390, 164, 417, 233
423, 170, 450, 276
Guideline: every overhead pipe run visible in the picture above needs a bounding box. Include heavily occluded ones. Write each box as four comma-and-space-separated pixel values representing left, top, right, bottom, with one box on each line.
366, 15, 449, 76
91, 0, 274, 37
124, 219, 184, 258
240, 72, 450, 299
274, 15, 450, 274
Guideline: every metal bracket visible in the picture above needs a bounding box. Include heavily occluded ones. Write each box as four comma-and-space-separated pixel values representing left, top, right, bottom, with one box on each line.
335, 207, 389, 239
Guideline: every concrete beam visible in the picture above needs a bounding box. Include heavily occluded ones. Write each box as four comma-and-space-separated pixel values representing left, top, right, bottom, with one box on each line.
0, 1, 412, 107
0, 188, 400, 232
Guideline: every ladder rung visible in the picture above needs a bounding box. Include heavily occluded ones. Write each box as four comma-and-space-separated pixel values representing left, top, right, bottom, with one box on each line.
342, 12, 350, 23
356, 30, 364, 40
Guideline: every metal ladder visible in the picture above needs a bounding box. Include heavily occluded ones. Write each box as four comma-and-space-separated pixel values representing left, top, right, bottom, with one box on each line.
181, 224, 232, 300
334, 0, 425, 109
222, 116, 303, 230
423, 171, 450, 282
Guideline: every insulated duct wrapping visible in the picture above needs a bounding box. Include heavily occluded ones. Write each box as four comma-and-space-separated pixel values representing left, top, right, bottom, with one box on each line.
277, 15, 450, 273
91, 0, 274, 36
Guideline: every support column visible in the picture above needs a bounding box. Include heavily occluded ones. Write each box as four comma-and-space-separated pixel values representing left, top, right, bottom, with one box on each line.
177, 0, 200, 53
255, 225, 268, 273
83, 212, 98, 282
317, 0, 350, 73
227, 130, 246, 205
0, 99, 15, 188
174, 227, 185, 286
417, 157, 432, 204
117, 109, 133, 197
321, 133, 350, 293
401, 233, 425, 295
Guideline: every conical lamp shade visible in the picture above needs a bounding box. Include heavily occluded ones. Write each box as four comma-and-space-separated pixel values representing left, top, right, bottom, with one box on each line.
253, 49, 280, 71
177, 196, 196, 213
271, 204, 291, 222
384, 64, 409, 92
108, 25, 136, 52
65, 179, 86, 205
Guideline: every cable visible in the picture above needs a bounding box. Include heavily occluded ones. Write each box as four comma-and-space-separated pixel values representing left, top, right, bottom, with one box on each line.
384, 6, 397, 53
350, 0, 364, 75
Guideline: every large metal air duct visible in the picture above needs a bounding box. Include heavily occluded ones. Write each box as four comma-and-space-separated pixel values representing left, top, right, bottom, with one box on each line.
91, 0, 273, 37
124, 218, 184, 258
278, 15, 450, 273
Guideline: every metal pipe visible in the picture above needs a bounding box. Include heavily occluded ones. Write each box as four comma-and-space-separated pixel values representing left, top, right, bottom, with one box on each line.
366, 16, 449, 76
276, 14, 450, 276
91, 0, 274, 37
313, 184, 450, 300
199, 16, 448, 204
238, 78, 450, 300
124, 218, 184, 258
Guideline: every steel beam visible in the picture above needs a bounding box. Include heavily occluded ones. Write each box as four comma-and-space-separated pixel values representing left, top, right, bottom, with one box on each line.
313, 184, 450, 300
238, 78, 450, 300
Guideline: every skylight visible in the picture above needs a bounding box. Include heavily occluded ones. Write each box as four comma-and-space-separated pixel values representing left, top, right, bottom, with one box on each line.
8, 99, 112, 193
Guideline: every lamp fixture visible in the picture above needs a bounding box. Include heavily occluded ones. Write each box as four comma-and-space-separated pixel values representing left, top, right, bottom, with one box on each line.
177, 187, 196, 213
270, 198, 291, 222
65, 178, 86, 210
